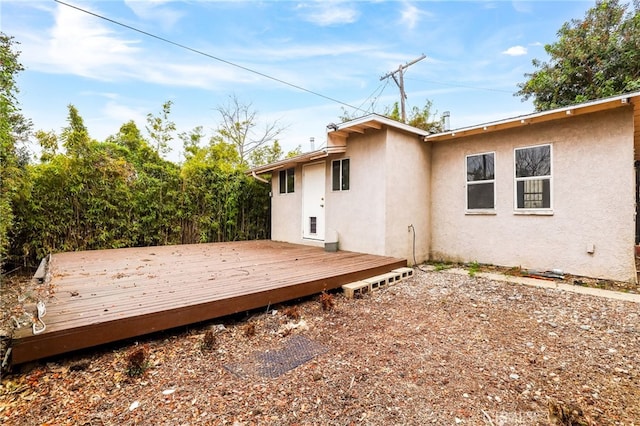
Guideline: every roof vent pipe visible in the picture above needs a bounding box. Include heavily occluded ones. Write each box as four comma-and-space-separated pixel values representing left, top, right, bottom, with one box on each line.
310, 137, 315, 151
442, 111, 451, 131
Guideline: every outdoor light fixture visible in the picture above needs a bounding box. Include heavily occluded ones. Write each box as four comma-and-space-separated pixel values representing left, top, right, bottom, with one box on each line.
326, 123, 339, 131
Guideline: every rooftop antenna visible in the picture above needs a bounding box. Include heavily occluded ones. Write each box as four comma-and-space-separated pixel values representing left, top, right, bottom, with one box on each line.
380, 54, 426, 122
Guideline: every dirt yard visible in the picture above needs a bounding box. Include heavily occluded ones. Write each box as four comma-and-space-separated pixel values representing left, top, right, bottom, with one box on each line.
1, 269, 639, 425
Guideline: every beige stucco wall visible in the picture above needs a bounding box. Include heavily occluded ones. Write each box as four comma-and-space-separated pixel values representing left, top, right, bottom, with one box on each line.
323, 128, 431, 263
270, 166, 322, 248
272, 126, 431, 263
430, 107, 636, 282
325, 131, 387, 255
384, 128, 431, 264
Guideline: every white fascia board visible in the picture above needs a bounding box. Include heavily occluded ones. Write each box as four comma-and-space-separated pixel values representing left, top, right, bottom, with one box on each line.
426, 91, 640, 142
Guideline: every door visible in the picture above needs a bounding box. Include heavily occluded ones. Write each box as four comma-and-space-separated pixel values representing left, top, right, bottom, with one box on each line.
302, 162, 325, 240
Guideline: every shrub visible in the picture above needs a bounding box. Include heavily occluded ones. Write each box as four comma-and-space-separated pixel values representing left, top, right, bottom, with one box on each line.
125, 345, 149, 377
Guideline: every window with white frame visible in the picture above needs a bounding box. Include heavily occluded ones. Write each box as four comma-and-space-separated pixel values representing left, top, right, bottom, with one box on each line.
278, 168, 295, 194
332, 158, 350, 191
514, 144, 551, 209
466, 152, 495, 210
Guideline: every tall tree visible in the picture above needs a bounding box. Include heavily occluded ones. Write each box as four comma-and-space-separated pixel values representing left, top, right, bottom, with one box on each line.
0, 33, 31, 270
108, 120, 146, 156
248, 141, 284, 168
384, 100, 443, 133
35, 130, 58, 162
516, 0, 640, 111
339, 99, 444, 133
179, 126, 206, 162
146, 100, 176, 155
213, 94, 285, 167
61, 104, 91, 157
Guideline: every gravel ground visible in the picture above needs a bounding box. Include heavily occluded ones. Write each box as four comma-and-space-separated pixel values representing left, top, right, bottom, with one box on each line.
1, 269, 639, 425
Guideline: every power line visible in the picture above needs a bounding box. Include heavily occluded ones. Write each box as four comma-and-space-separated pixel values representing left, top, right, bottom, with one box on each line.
368, 79, 390, 113
54, 0, 368, 114
355, 79, 389, 114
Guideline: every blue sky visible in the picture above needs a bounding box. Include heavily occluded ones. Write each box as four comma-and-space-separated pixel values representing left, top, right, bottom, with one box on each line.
3, 0, 593, 163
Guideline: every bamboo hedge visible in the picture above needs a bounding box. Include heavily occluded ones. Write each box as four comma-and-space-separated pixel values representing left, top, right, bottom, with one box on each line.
6, 134, 271, 269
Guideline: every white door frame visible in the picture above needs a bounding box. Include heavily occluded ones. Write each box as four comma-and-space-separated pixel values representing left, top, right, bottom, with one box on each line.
302, 162, 326, 241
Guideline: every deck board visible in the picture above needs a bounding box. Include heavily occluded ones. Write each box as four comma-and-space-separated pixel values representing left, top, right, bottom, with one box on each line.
10, 240, 405, 364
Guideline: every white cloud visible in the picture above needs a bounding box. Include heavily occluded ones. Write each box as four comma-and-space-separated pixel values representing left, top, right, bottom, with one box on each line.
511, 0, 533, 13
102, 100, 147, 125
243, 42, 379, 61
46, 3, 142, 78
501, 45, 527, 56
481, 2, 498, 10
15, 1, 383, 99
123, 0, 185, 29
18, 3, 271, 90
398, 2, 434, 31
24, 2, 378, 95
298, 1, 359, 26
401, 3, 420, 30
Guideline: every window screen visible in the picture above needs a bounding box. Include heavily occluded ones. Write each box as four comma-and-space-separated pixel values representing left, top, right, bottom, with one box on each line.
332, 159, 349, 191
466, 153, 495, 210
515, 145, 551, 209
279, 168, 295, 194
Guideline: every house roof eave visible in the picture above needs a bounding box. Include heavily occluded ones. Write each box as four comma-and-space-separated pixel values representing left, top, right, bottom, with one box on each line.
247, 148, 337, 175
248, 114, 427, 176
329, 114, 430, 137
425, 91, 640, 143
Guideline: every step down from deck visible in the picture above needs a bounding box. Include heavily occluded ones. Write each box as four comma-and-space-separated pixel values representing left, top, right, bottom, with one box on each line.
364, 271, 401, 289
342, 267, 414, 299
392, 267, 414, 280
341, 281, 370, 299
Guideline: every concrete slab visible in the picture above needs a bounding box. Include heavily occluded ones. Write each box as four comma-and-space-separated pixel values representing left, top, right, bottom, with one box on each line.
431, 267, 640, 303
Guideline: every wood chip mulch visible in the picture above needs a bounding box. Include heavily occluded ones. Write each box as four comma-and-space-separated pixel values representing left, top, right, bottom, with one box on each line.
1, 269, 639, 425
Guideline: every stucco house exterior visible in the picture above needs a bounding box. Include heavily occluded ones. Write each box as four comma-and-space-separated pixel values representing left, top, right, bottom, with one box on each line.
250, 91, 640, 283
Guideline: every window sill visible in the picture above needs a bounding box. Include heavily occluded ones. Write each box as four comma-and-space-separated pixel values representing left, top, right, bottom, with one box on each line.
513, 210, 554, 216
465, 210, 496, 216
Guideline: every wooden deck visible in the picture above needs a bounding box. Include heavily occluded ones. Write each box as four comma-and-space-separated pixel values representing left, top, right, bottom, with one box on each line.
10, 241, 405, 364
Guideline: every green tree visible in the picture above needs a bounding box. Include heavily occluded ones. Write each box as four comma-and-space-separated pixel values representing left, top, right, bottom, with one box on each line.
35, 130, 58, 162
11, 115, 186, 265
516, 0, 640, 111
107, 120, 146, 156
111, 119, 181, 246
213, 94, 285, 167
61, 104, 91, 157
6, 97, 272, 266
0, 33, 31, 270
179, 126, 206, 162
286, 145, 302, 158
384, 100, 443, 133
248, 140, 284, 168
339, 99, 443, 133
12, 134, 138, 262
146, 100, 176, 155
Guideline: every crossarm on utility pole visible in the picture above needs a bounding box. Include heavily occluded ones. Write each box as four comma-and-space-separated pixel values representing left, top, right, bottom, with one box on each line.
380, 54, 427, 122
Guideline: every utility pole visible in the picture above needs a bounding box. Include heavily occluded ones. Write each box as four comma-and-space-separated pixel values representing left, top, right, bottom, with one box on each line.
380, 54, 426, 122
